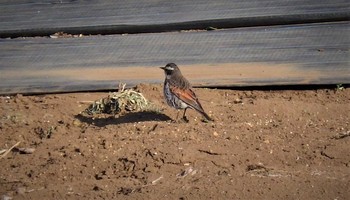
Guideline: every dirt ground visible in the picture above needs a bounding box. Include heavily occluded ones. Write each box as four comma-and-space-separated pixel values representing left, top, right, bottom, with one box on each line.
0, 84, 349, 200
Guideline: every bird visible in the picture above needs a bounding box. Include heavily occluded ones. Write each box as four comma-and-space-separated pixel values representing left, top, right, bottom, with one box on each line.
160, 63, 213, 122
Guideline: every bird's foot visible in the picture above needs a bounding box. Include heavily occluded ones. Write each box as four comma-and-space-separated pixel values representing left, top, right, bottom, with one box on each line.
171, 117, 189, 123
181, 116, 189, 123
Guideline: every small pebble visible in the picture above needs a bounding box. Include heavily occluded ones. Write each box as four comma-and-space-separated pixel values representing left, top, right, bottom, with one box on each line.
213, 131, 219, 137
1, 195, 12, 200
233, 98, 243, 104
72, 119, 82, 127
16, 187, 26, 195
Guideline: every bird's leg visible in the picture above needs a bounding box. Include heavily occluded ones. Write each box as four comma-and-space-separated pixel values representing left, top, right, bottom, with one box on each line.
182, 108, 189, 122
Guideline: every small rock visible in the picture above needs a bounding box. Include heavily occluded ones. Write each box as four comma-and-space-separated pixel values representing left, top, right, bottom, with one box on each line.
72, 119, 82, 127
92, 186, 101, 191
15, 147, 36, 154
263, 140, 270, 144
233, 98, 243, 104
177, 166, 197, 178
1, 195, 12, 200
213, 131, 219, 137
16, 187, 26, 195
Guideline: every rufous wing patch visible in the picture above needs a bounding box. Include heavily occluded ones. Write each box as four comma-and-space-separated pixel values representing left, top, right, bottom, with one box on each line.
169, 85, 205, 112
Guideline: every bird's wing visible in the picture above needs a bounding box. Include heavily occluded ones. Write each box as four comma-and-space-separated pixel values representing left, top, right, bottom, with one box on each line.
169, 84, 205, 113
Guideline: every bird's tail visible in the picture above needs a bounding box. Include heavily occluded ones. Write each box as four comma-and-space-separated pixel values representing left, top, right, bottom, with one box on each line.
200, 111, 214, 121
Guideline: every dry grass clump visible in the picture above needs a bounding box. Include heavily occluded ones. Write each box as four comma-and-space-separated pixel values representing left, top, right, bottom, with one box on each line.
83, 83, 161, 115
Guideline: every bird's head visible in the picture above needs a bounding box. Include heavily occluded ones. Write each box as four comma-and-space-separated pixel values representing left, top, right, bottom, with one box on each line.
160, 63, 180, 75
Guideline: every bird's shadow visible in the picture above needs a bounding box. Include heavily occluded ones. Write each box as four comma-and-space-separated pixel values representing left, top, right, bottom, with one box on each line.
75, 111, 172, 127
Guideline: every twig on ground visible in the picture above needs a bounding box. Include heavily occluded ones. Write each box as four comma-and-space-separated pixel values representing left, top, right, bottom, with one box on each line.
0, 141, 21, 159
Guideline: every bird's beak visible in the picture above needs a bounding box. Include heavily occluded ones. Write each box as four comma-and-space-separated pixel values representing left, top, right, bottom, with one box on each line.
160, 66, 165, 70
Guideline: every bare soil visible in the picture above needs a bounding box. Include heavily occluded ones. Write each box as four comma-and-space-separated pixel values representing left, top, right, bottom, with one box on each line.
0, 84, 349, 200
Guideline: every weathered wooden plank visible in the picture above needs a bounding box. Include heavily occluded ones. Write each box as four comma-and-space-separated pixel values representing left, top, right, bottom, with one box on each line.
0, 22, 349, 94
0, 0, 349, 37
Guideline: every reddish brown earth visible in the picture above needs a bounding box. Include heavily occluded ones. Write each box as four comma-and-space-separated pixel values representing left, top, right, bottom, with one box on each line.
0, 84, 349, 200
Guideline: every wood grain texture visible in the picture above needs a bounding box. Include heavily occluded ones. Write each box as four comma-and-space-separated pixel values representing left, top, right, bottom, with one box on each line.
0, 0, 349, 37
0, 22, 349, 94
